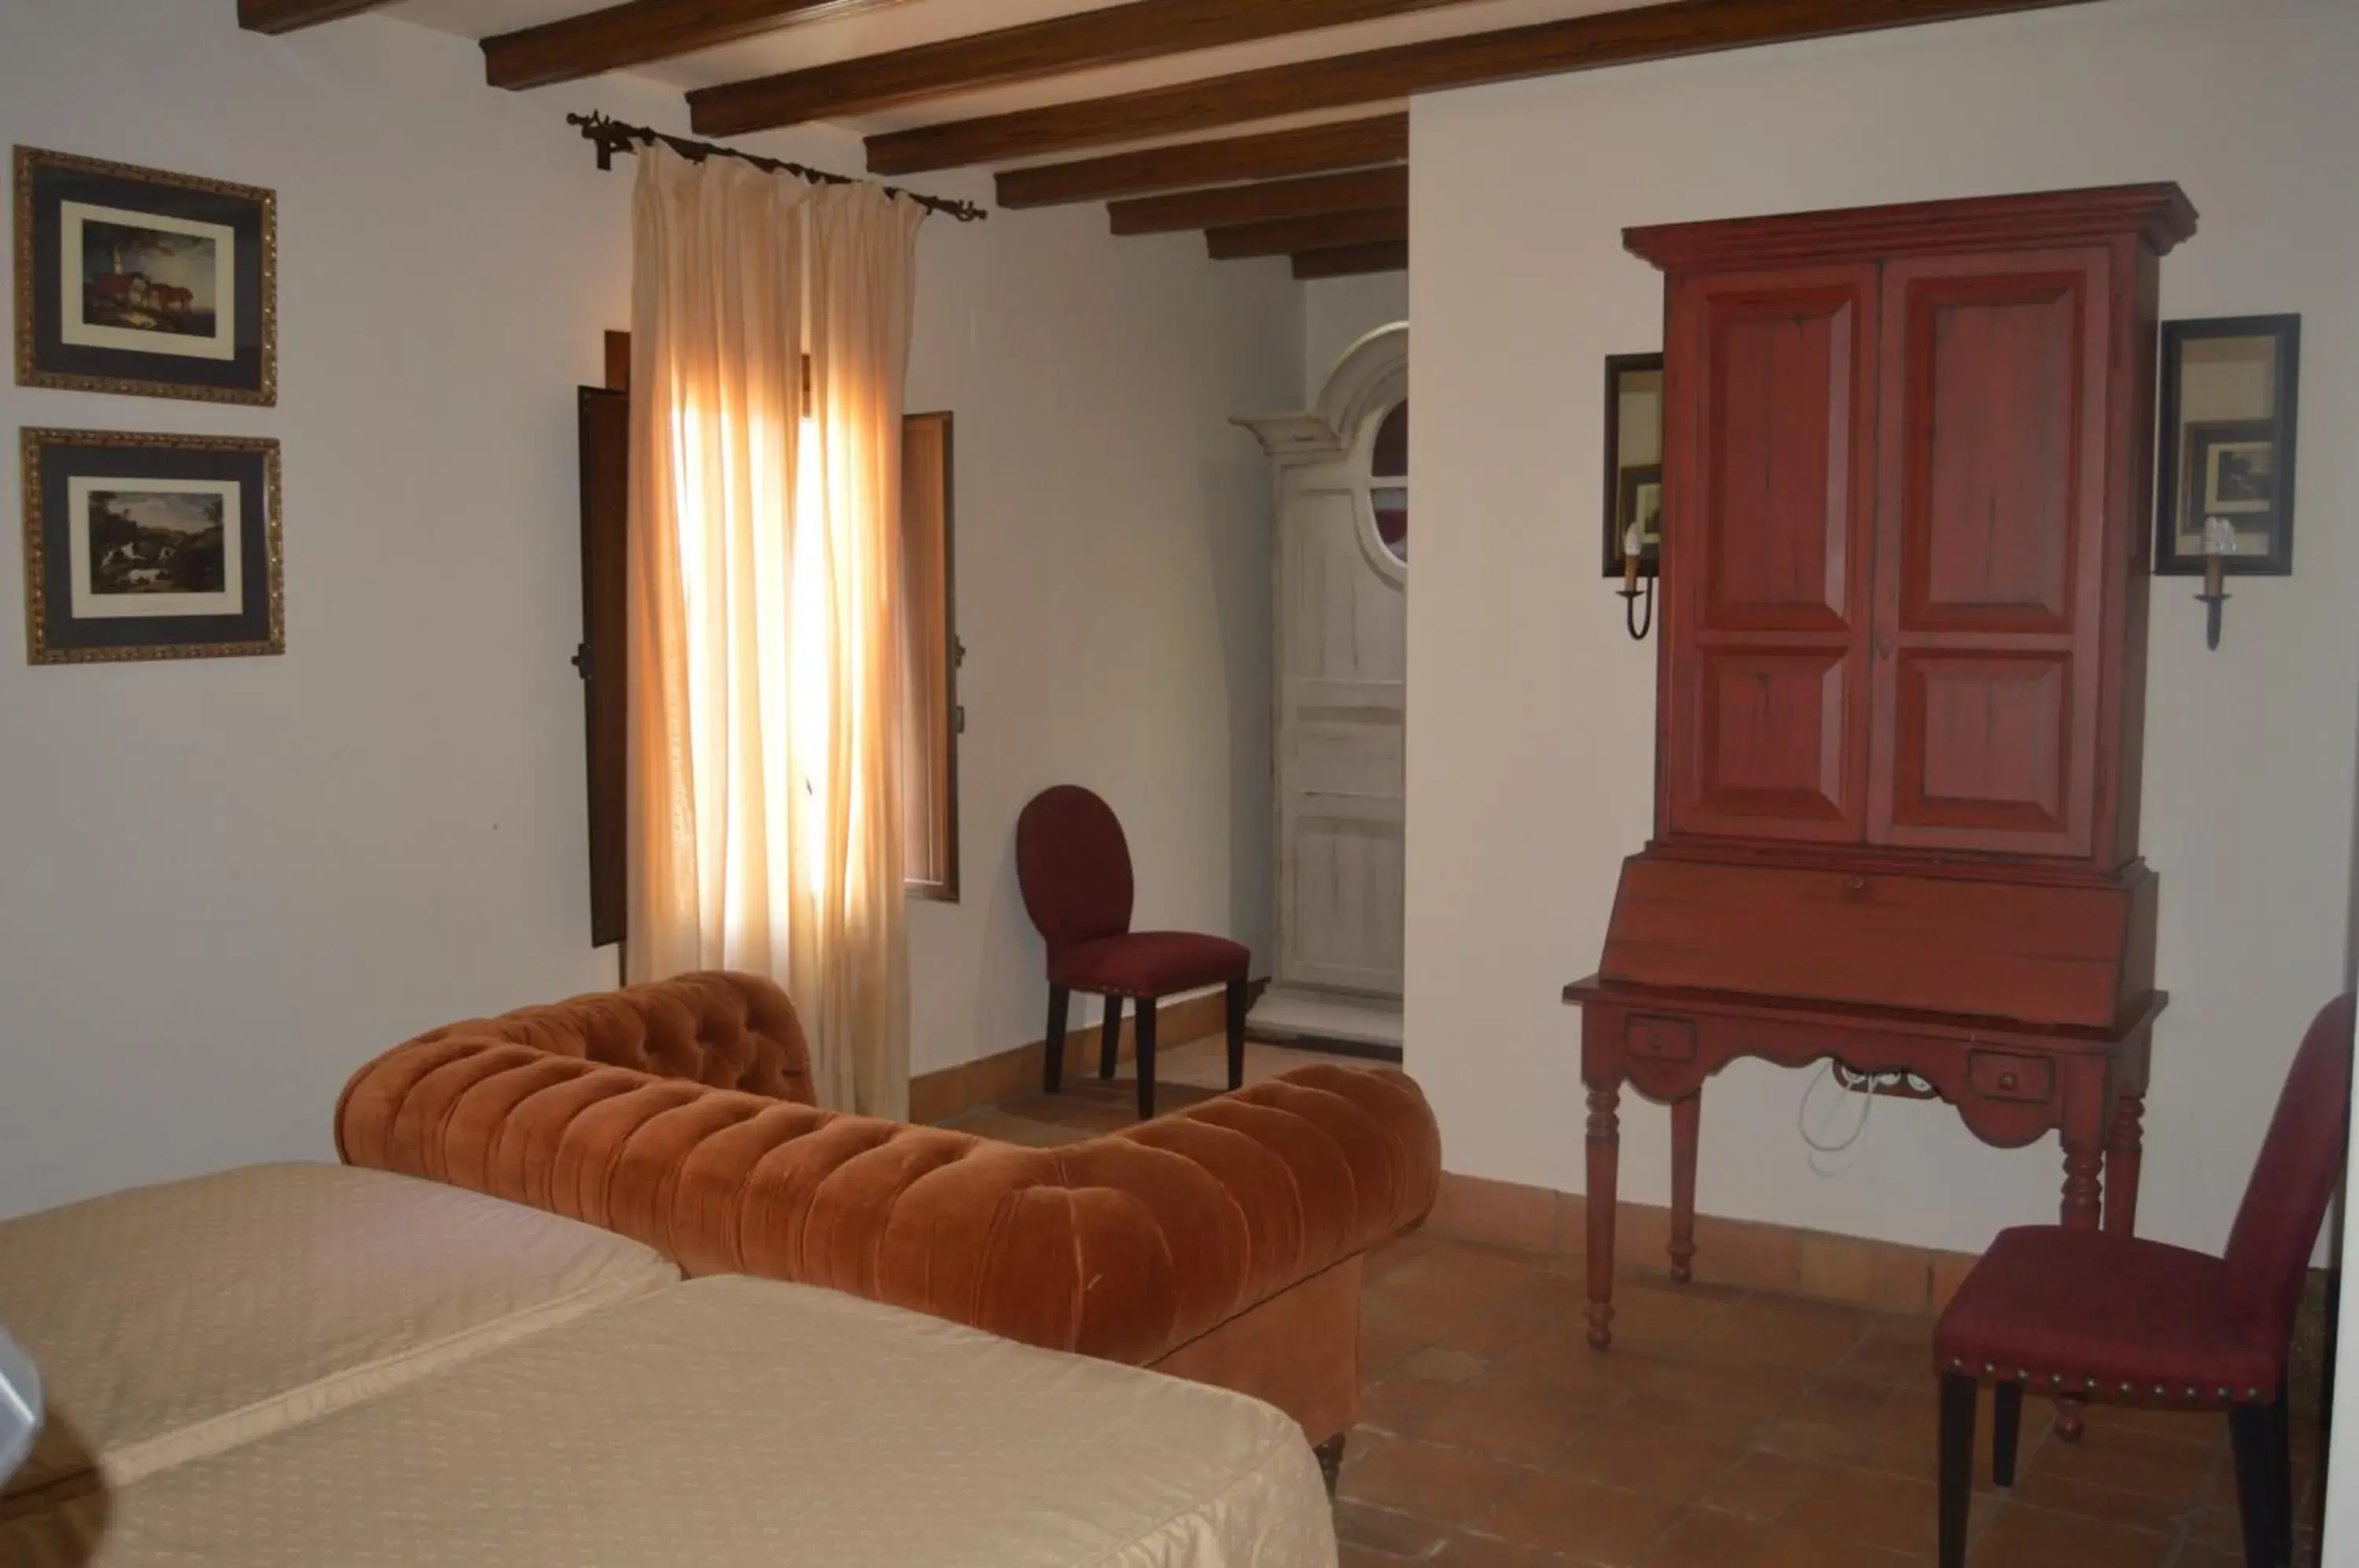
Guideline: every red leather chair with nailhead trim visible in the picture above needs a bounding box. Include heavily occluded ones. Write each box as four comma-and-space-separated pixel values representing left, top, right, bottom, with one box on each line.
1930, 992, 2354, 1568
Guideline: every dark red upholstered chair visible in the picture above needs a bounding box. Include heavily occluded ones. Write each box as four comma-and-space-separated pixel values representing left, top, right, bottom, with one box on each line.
1015, 785, 1251, 1121
1932, 992, 2355, 1568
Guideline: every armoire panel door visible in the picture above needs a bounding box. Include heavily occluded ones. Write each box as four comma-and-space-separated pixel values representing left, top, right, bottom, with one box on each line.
1276, 479, 1405, 997
1868, 247, 2111, 856
1662, 264, 1879, 843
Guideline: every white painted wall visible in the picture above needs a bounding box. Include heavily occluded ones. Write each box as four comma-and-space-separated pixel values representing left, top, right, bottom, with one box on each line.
901, 237, 1297, 1071
1409, 0, 2359, 1264
1305, 274, 1409, 398
0, 0, 1299, 1215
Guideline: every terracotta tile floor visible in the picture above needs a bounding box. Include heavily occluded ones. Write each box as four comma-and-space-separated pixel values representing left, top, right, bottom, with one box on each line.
953, 1036, 2329, 1568
1347, 1230, 2324, 1568
936, 1032, 1347, 1143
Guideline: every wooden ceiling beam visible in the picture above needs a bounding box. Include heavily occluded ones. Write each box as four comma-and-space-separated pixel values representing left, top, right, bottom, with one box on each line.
1110, 167, 1408, 236
869, 0, 2099, 174
996, 116, 1407, 210
1293, 241, 1409, 279
690, 0, 1487, 136
1208, 206, 1408, 261
482, 0, 906, 91
237, 0, 397, 32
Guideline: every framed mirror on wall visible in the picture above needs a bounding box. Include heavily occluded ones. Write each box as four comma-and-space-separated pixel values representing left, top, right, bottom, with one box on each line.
2155, 315, 2301, 576
1602, 353, 1665, 577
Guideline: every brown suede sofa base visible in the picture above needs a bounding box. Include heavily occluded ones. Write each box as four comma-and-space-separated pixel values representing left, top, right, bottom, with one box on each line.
335, 972, 1441, 1447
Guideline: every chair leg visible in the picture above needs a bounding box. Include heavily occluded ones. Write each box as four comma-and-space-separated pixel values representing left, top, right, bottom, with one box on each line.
1938, 1372, 1976, 1568
2269, 1381, 2295, 1568
1993, 1379, 2023, 1488
1224, 977, 1248, 1091
1043, 985, 1070, 1095
1135, 997, 1157, 1121
2233, 1399, 2287, 1568
1312, 1434, 1345, 1500
1099, 996, 1122, 1080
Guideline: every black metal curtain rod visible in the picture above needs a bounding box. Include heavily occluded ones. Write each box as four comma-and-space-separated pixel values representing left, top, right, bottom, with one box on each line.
569, 112, 988, 223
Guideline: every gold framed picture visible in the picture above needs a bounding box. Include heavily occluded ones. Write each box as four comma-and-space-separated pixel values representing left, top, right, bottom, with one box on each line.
14, 146, 278, 405
20, 429, 285, 664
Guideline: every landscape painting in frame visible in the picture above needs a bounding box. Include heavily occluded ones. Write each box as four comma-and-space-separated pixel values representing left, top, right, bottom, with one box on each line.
14, 147, 275, 404
20, 429, 283, 664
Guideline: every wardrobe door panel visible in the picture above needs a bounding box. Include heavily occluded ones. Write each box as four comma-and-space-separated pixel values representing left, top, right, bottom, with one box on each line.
1870, 248, 2110, 856
1896, 650, 2073, 836
1696, 650, 1853, 823
1663, 266, 1879, 843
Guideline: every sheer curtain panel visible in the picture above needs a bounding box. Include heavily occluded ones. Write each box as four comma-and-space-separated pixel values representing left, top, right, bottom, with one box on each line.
625, 145, 924, 1117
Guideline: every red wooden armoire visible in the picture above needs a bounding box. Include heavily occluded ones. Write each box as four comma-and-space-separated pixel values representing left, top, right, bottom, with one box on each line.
1566, 185, 2197, 1353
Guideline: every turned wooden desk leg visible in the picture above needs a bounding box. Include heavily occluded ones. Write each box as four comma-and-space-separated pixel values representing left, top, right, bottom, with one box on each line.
1585, 1080, 1621, 1350
2059, 1098, 2107, 1233
1669, 1091, 1700, 1285
2055, 1089, 2107, 1443
2104, 1095, 2144, 1238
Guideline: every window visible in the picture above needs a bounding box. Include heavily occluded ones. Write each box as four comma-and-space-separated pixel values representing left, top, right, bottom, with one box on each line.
573, 338, 960, 945
1369, 398, 1408, 565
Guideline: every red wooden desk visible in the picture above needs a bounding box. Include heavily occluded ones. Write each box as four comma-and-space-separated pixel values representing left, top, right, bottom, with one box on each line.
1562, 976, 2165, 1351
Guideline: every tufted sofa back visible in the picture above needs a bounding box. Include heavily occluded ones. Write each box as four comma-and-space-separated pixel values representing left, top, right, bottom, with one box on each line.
404, 971, 815, 1106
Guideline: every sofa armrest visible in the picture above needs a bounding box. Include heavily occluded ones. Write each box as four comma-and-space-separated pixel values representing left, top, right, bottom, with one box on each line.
337, 1038, 1438, 1366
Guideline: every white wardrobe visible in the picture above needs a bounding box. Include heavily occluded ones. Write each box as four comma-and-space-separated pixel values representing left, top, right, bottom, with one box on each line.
1235, 325, 1408, 1047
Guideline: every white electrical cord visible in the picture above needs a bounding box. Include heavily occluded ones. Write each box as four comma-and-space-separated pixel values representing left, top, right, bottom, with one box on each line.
1798, 1062, 1876, 1176
1798, 1066, 1941, 1176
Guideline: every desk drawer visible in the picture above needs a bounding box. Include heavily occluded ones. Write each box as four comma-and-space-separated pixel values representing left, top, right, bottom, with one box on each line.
1969, 1051, 2052, 1103
1626, 1015, 1696, 1062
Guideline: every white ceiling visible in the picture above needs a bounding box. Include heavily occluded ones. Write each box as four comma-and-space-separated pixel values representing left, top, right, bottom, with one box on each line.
381, 0, 1645, 145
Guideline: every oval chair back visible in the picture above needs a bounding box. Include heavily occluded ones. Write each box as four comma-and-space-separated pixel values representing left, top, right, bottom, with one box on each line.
2221, 992, 2357, 1347
1015, 786, 1135, 962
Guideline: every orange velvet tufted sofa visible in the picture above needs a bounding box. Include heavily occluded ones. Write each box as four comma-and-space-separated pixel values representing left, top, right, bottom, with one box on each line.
335, 971, 1440, 1456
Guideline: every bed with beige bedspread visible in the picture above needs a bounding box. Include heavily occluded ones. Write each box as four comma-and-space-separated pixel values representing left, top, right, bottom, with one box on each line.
0, 1163, 1338, 1567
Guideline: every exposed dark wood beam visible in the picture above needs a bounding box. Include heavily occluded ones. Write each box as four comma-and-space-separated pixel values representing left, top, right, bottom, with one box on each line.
483, 0, 909, 91
237, 0, 396, 32
1208, 207, 1407, 261
869, 0, 2100, 175
690, 0, 1485, 136
1111, 167, 1408, 235
996, 116, 1406, 210
1293, 241, 1408, 279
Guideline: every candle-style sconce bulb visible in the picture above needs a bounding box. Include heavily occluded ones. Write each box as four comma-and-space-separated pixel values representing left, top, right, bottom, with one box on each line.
2195, 515, 2235, 650
1617, 521, 1654, 640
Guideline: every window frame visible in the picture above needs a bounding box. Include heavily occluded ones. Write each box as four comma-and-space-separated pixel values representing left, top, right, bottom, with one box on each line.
900, 410, 960, 903
575, 335, 961, 946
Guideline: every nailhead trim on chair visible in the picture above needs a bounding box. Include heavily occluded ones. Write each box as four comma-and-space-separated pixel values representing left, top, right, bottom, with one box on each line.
1945, 1357, 2270, 1406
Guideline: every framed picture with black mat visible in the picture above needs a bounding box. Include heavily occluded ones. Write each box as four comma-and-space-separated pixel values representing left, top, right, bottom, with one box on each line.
20, 429, 284, 664
13, 146, 276, 405
2155, 314, 2300, 576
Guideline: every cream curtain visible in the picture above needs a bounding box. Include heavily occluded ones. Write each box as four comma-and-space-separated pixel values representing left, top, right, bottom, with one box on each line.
625, 145, 926, 1117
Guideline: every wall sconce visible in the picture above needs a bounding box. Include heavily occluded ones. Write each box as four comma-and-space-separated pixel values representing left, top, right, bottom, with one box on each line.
1619, 522, 1655, 639
1602, 352, 1663, 641
2195, 517, 2234, 650
2155, 315, 2301, 650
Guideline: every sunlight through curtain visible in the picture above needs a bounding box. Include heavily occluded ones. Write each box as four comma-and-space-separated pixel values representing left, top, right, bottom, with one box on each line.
625, 144, 924, 1117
